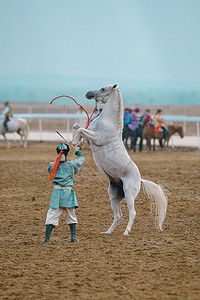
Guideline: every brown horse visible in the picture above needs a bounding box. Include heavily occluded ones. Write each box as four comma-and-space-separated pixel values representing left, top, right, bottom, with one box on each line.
143, 125, 184, 151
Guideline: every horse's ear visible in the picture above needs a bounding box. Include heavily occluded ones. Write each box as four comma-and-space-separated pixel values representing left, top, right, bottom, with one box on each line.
112, 84, 117, 89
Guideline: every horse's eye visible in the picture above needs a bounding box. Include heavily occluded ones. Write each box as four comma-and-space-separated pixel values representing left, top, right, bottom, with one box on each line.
101, 88, 105, 92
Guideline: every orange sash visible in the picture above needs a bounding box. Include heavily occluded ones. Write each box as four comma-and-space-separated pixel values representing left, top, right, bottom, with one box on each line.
154, 122, 163, 133
50, 151, 63, 181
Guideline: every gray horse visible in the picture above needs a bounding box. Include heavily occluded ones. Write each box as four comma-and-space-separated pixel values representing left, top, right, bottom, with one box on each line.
72, 85, 168, 235
0, 118, 29, 148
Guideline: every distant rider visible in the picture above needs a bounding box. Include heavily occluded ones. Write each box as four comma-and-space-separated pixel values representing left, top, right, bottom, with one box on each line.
2, 101, 13, 132
122, 108, 131, 141
128, 108, 143, 151
123, 108, 131, 127
40, 143, 85, 244
140, 109, 152, 128
153, 109, 168, 141
128, 108, 140, 132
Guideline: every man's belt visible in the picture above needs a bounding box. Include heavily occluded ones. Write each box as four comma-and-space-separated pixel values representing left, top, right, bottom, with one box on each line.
53, 185, 72, 190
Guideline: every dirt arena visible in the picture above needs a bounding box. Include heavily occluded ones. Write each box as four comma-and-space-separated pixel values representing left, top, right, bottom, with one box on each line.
0, 143, 200, 300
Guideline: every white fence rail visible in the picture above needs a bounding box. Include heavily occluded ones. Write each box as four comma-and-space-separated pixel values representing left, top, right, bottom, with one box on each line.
1, 114, 200, 148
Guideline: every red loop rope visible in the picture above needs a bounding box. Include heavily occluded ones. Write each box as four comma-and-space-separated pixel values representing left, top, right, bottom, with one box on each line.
50, 96, 110, 196
50, 95, 97, 129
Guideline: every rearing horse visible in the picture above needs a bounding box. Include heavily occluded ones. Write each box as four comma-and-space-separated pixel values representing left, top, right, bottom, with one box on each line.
72, 85, 168, 235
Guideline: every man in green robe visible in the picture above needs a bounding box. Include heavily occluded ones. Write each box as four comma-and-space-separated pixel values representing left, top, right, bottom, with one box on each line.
40, 143, 85, 244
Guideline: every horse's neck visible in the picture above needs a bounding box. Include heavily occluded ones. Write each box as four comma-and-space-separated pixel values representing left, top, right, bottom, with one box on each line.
168, 126, 177, 137
100, 90, 124, 131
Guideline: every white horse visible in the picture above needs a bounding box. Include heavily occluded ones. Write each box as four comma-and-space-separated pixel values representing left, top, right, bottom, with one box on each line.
0, 118, 29, 148
72, 85, 168, 235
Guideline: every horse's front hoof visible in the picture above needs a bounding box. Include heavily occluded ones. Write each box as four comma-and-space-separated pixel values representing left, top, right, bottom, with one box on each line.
72, 123, 80, 130
100, 231, 112, 235
123, 230, 129, 236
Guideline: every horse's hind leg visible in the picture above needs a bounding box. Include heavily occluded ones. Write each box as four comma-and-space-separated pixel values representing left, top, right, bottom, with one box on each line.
124, 138, 128, 149
24, 136, 27, 147
21, 131, 27, 147
3, 134, 10, 148
17, 131, 23, 147
153, 139, 156, 151
101, 199, 122, 234
123, 180, 140, 235
139, 132, 143, 152
146, 138, 151, 151
101, 181, 123, 234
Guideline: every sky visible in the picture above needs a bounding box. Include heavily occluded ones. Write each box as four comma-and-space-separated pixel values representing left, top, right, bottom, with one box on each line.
0, 0, 200, 84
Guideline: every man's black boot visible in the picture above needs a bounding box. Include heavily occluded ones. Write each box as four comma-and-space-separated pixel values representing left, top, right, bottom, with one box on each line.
70, 223, 79, 242
40, 224, 54, 244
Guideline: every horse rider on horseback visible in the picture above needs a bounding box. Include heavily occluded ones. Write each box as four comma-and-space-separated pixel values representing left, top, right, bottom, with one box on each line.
2, 101, 13, 132
128, 108, 143, 151
128, 108, 140, 132
140, 109, 152, 128
122, 108, 131, 139
153, 109, 168, 141
40, 143, 85, 244
123, 108, 131, 126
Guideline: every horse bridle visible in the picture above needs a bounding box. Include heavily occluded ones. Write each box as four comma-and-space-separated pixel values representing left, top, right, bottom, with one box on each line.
94, 88, 119, 103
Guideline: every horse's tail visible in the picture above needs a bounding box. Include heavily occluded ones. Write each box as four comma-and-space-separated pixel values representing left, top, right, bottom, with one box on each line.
18, 118, 29, 140
141, 179, 169, 231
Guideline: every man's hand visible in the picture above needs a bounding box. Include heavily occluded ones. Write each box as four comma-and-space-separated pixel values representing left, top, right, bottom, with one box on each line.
74, 145, 81, 151
75, 150, 83, 157
74, 140, 82, 151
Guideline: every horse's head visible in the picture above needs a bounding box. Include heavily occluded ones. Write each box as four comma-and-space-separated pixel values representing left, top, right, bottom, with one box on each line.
85, 84, 118, 103
178, 126, 184, 138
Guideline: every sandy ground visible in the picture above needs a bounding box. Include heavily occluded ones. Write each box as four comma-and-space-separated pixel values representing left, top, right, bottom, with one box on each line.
0, 143, 200, 300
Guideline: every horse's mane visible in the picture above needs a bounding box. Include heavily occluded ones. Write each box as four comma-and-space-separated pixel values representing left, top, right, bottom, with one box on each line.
93, 87, 124, 133
116, 90, 124, 132
167, 124, 183, 131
